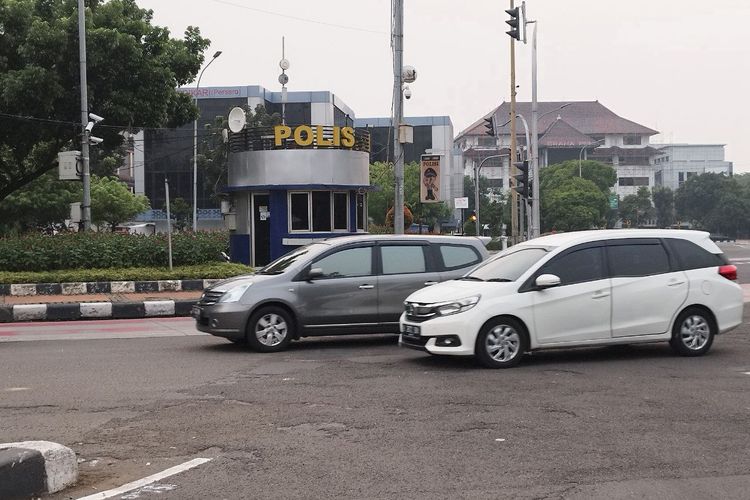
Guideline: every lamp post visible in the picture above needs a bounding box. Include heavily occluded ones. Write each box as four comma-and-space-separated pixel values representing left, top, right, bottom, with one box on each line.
192, 50, 222, 232
579, 138, 606, 177
474, 154, 508, 237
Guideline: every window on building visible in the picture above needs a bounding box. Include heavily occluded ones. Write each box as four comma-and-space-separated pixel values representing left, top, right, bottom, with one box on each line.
312, 191, 332, 232
333, 192, 349, 231
624, 135, 642, 145
290, 193, 310, 231
290, 191, 351, 233
618, 177, 649, 186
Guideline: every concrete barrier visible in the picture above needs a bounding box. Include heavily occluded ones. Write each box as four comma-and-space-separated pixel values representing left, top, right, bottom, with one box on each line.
0, 441, 77, 498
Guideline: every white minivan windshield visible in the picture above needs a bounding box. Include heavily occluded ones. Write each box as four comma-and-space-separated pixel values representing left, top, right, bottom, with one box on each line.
461, 247, 550, 282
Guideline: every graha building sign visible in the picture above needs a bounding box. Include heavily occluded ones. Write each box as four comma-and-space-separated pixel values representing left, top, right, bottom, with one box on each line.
274, 125, 356, 148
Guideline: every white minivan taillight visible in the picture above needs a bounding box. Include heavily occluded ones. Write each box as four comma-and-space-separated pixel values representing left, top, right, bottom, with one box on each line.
718, 264, 737, 281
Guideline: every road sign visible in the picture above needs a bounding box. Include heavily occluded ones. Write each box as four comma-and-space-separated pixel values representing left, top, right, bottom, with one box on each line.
454, 197, 469, 209
609, 193, 618, 210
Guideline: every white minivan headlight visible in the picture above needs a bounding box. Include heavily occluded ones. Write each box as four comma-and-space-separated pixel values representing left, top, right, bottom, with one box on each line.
435, 295, 480, 317
218, 283, 252, 303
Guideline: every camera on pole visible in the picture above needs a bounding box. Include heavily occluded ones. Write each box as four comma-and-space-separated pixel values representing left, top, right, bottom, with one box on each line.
513, 160, 530, 198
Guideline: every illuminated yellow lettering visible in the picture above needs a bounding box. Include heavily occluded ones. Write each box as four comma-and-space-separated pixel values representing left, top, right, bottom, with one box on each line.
294, 125, 314, 146
341, 127, 355, 148
332, 127, 341, 146
274, 125, 291, 146
316, 126, 333, 147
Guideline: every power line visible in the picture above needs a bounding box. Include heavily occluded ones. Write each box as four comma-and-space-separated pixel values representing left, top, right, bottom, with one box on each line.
206, 0, 387, 35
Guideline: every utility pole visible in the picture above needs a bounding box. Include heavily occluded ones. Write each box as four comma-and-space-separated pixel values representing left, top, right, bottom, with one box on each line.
530, 20, 540, 239
77, 0, 91, 231
392, 0, 405, 234
509, 0, 518, 243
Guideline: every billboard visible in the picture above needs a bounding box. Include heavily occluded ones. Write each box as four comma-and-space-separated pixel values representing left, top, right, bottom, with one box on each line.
420, 155, 441, 203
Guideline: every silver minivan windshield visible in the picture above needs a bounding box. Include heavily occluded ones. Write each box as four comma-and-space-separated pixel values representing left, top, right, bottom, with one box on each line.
257, 243, 327, 275
461, 246, 550, 282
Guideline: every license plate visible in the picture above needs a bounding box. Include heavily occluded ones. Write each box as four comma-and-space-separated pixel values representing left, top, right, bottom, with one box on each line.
401, 324, 420, 336
191, 306, 202, 320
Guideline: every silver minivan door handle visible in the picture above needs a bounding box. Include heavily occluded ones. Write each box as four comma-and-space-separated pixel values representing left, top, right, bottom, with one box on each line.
424, 281, 438, 286
359, 284, 374, 290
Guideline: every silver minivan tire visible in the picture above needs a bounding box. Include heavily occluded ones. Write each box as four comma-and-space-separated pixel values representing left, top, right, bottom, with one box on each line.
669, 307, 715, 357
475, 317, 528, 369
246, 306, 294, 353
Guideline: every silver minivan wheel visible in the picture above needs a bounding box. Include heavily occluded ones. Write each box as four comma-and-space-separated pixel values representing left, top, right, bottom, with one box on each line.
679, 315, 710, 351
475, 317, 528, 369
486, 325, 521, 362
670, 307, 715, 357
246, 306, 294, 353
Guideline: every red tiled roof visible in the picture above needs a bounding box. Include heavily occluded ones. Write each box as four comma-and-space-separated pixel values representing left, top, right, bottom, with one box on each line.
538, 118, 598, 147
456, 101, 658, 139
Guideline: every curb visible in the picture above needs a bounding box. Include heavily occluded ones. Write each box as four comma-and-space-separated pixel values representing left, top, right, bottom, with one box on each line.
0, 441, 77, 498
0, 299, 198, 324
0, 279, 221, 297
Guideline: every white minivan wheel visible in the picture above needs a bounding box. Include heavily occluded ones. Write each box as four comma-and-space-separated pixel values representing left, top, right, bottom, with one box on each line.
475, 317, 528, 369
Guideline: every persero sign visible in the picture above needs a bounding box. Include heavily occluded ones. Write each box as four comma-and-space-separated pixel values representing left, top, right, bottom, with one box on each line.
274, 125, 356, 148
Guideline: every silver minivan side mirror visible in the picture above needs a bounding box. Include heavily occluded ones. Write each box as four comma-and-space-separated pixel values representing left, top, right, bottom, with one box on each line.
307, 267, 324, 280
535, 273, 561, 289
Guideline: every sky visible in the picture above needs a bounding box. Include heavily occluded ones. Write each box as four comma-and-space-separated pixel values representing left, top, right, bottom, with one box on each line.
138, 0, 750, 171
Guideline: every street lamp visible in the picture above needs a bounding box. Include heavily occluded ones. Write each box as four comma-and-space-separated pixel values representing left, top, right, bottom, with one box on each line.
473, 154, 509, 237
192, 50, 222, 232
578, 138, 606, 177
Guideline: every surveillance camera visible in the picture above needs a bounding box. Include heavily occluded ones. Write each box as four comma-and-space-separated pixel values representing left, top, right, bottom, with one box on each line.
403, 86, 412, 100
85, 121, 95, 133
88, 136, 104, 145
88, 113, 104, 123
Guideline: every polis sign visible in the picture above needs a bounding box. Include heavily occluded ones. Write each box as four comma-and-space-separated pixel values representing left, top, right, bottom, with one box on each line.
274, 125, 356, 148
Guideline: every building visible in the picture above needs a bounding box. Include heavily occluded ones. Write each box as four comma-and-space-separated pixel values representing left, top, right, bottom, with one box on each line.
133, 85, 356, 229
455, 101, 667, 198
652, 144, 733, 191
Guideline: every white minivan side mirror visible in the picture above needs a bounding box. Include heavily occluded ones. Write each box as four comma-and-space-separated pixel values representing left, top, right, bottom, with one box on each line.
535, 274, 561, 289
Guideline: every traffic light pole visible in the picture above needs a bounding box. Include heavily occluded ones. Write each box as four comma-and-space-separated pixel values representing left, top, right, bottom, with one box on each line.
530, 20, 540, 239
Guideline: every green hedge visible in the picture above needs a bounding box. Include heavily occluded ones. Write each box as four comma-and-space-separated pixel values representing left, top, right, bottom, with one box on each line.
0, 232, 230, 272
0, 263, 253, 285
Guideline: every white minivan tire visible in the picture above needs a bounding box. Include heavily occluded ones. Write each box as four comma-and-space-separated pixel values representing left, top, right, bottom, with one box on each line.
669, 307, 716, 357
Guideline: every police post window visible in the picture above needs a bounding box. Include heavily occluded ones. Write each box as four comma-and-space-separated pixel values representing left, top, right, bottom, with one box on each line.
312, 192, 332, 232
290, 193, 310, 231
289, 191, 351, 233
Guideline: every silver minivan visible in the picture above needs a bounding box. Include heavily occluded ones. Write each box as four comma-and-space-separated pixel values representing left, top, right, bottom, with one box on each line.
193, 234, 489, 351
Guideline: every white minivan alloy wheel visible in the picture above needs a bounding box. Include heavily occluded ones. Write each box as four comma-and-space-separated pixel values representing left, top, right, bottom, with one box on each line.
679, 315, 710, 351
486, 325, 521, 362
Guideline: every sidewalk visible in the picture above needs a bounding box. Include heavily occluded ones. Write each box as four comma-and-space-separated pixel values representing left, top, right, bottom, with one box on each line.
0, 288, 203, 323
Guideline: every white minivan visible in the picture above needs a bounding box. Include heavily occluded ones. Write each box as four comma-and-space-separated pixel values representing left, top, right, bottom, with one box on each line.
399, 230, 743, 368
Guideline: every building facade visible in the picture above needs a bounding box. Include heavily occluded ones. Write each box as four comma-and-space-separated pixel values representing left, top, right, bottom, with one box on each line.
652, 144, 733, 191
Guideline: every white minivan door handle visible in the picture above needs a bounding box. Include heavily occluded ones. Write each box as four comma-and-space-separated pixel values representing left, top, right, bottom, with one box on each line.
592, 291, 610, 299
424, 281, 438, 286
359, 284, 374, 290
667, 280, 686, 286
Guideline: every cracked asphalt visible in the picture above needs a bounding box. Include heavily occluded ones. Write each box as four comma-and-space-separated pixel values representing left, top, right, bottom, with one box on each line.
2, 312, 750, 499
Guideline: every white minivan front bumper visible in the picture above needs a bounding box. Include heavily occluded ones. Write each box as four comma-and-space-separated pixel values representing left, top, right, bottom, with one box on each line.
399, 311, 478, 356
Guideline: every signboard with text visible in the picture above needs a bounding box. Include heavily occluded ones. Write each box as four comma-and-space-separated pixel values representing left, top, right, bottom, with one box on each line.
420, 155, 441, 203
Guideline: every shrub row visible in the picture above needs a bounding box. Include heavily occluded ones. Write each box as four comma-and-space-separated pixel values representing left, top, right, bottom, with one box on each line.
0, 263, 253, 285
0, 232, 230, 271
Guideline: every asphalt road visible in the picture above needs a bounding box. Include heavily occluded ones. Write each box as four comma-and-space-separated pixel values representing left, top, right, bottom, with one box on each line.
1, 241, 749, 499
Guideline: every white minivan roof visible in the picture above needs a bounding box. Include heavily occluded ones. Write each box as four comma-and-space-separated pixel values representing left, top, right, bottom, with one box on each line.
520, 229, 720, 253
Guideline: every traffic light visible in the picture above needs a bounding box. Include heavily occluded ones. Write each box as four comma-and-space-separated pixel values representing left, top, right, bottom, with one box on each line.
468, 211, 477, 222
483, 115, 496, 136
513, 160, 529, 198
505, 7, 521, 40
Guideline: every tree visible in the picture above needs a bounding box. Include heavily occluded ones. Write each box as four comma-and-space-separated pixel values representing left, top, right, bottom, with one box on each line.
619, 187, 654, 227
165, 197, 191, 231
0, 171, 80, 234
91, 176, 150, 230
652, 186, 675, 228
0, 0, 210, 202
463, 175, 508, 237
198, 105, 282, 201
539, 160, 615, 232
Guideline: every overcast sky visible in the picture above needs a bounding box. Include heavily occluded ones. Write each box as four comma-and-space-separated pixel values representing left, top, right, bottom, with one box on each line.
139, 0, 750, 171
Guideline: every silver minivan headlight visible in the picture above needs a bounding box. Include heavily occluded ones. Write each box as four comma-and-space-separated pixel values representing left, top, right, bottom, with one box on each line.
218, 283, 252, 303
435, 295, 480, 317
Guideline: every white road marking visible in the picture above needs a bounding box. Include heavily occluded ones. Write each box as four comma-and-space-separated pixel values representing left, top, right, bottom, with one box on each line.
3, 387, 30, 391
495, 438, 506, 442
743, 372, 750, 376
76, 458, 212, 500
